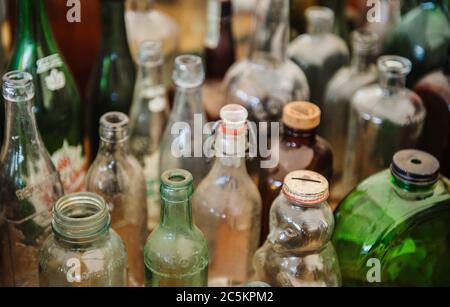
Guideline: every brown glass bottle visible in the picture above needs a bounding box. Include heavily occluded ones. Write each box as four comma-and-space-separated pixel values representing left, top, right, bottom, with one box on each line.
414, 46, 450, 177
203, 0, 235, 121
259, 101, 333, 243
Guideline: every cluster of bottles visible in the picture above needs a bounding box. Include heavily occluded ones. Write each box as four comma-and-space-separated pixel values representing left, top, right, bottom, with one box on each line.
0, 0, 449, 287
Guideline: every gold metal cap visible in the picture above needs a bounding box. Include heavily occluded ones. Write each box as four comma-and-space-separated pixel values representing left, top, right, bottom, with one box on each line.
282, 170, 329, 205
282, 101, 321, 130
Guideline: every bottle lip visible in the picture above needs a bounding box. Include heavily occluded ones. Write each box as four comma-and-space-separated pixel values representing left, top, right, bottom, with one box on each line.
2, 71, 35, 102
3, 71, 33, 87
377, 55, 412, 77
282, 170, 329, 205
390, 149, 440, 186
99, 112, 129, 143
52, 192, 111, 243
172, 55, 205, 88
137, 40, 163, 67
161, 169, 193, 189
282, 101, 321, 131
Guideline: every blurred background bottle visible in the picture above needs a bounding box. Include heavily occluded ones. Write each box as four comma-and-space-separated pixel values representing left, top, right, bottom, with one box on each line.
86, 0, 136, 163
333, 149, 450, 286
0, 71, 64, 287
86, 112, 148, 286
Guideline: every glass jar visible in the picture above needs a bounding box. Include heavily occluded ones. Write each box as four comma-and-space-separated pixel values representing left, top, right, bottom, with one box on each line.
254, 170, 341, 287
39, 192, 128, 287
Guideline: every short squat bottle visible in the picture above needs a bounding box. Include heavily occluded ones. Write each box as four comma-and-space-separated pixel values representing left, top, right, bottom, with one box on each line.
254, 170, 341, 287
86, 112, 148, 286
39, 193, 128, 287
288, 6, 349, 109
0, 71, 64, 287
259, 101, 333, 242
144, 169, 208, 287
333, 149, 450, 286
193, 104, 262, 286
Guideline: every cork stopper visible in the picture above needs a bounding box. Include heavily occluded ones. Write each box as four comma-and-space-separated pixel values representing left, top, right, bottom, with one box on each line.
282, 170, 329, 205
282, 101, 321, 130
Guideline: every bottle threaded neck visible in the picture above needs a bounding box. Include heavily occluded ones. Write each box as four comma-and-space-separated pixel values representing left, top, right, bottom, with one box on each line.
2, 71, 34, 102
160, 169, 194, 202
52, 192, 111, 244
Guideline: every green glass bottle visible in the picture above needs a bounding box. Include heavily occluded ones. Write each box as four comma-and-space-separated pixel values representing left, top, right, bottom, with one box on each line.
86, 0, 136, 162
4, 0, 86, 193
333, 149, 450, 286
144, 169, 208, 287
383, 0, 450, 86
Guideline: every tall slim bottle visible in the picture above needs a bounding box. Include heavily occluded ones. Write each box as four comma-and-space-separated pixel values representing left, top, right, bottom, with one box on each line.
342, 56, 426, 195
86, 112, 148, 286
144, 169, 209, 287
288, 6, 349, 109
4, 0, 86, 193
0, 71, 64, 287
193, 104, 262, 286
159, 55, 211, 188
129, 40, 169, 231
86, 0, 136, 162
203, 0, 236, 121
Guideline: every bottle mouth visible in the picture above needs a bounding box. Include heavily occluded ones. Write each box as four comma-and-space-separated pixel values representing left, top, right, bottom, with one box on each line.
160, 169, 194, 202
377, 56, 412, 77
2, 71, 35, 102
138, 40, 163, 67
172, 55, 205, 88
52, 192, 111, 243
99, 112, 129, 143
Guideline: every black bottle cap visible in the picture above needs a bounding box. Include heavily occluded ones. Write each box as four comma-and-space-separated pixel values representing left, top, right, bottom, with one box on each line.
391, 150, 440, 186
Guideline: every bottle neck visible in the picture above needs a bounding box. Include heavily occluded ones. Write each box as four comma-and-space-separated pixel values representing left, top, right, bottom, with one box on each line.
379, 72, 407, 95
160, 189, 193, 229
212, 130, 248, 172
173, 85, 203, 114
137, 62, 164, 87
249, 0, 289, 65
391, 175, 436, 201
100, 0, 129, 52
351, 50, 373, 73
283, 125, 317, 146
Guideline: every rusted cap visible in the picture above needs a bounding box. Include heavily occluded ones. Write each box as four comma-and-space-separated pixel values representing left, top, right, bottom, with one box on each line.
282, 101, 321, 130
282, 170, 329, 205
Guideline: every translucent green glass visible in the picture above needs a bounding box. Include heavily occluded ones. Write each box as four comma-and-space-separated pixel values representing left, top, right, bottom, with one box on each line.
333, 170, 450, 286
144, 169, 208, 287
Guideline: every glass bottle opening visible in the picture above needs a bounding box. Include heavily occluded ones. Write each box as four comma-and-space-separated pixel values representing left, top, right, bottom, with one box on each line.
377, 56, 412, 77
138, 40, 163, 67
100, 111, 129, 143
2, 70, 35, 102
172, 55, 204, 88
160, 169, 194, 203
52, 192, 111, 243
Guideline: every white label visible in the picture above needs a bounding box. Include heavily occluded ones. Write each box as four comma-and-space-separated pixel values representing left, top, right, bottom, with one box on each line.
51, 140, 87, 193
144, 151, 161, 230
37, 54, 66, 91
36, 54, 63, 74
45, 69, 66, 91
205, 0, 222, 49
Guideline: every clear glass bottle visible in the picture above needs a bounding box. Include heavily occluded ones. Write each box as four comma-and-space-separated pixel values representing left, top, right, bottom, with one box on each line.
259, 101, 333, 243
383, 0, 450, 86
322, 29, 378, 199
125, 0, 179, 87
333, 149, 450, 286
86, 0, 136, 162
0, 71, 64, 287
193, 104, 262, 286
129, 41, 169, 231
86, 112, 148, 286
144, 169, 209, 287
39, 193, 128, 287
224, 0, 310, 125
342, 56, 426, 196
5, 0, 86, 193
159, 55, 211, 188
414, 46, 450, 178
254, 170, 341, 287
203, 0, 236, 121
288, 6, 349, 109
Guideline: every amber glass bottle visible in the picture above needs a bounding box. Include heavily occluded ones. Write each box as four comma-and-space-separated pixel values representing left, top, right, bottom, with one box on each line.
259, 101, 333, 242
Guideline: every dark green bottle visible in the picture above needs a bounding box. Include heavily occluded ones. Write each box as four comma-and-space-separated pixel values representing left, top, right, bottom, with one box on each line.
86, 0, 136, 162
333, 149, 450, 286
383, 0, 450, 86
3, 0, 86, 193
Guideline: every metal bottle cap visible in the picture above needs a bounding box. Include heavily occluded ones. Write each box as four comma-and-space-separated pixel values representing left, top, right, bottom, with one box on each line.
282, 101, 321, 130
391, 149, 440, 186
282, 170, 329, 205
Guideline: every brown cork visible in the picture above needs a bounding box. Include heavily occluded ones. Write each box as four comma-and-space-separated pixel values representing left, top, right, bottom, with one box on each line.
282, 101, 321, 130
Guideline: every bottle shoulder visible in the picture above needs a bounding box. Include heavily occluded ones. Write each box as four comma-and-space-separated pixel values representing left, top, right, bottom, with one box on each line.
288, 34, 349, 63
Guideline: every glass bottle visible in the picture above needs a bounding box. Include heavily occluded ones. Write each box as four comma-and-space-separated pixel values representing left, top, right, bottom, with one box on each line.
159, 55, 211, 188
224, 0, 310, 125
288, 6, 349, 109
342, 56, 426, 196
38, 193, 128, 287
254, 170, 341, 287
193, 104, 262, 286
203, 0, 236, 121
86, 112, 148, 286
383, 0, 450, 86
4, 0, 86, 193
259, 101, 333, 243
86, 0, 136, 162
322, 30, 378, 199
0, 71, 64, 287
129, 41, 169, 231
320, 0, 349, 43
333, 149, 450, 286
414, 47, 450, 178
144, 169, 209, 287
125, 0, 179, 87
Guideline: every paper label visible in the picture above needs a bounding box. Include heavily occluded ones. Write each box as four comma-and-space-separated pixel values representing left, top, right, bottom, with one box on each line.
36, 54, 66, 91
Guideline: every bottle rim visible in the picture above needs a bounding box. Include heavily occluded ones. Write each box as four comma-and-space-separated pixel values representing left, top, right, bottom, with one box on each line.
161, 169, 193, 189
3, 71, 33, 87
137, 40, 163, 67
377, 55, 412, 77
99, 111, 129, 143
